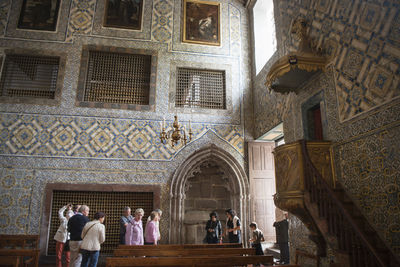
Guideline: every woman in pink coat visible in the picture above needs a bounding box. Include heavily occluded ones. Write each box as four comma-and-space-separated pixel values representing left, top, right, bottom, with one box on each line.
125, 208, 144, 245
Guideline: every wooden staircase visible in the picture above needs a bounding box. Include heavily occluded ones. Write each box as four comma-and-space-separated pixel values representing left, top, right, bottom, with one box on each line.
273, 140, 400, 267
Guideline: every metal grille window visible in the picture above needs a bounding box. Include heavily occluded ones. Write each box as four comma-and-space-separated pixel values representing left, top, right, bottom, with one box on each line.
0, 54, 60, 99
84, 51, 151, 105
176, 68, 226, 109
48, 191, 153, 255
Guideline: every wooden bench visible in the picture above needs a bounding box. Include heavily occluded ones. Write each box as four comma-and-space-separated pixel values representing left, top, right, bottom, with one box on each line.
106, 255, 274, 267
118, 243, 243, 249
114, 247, 256, 257
0, 256, 20, 267
0, 249, 40, 267
0, 235, 39, 249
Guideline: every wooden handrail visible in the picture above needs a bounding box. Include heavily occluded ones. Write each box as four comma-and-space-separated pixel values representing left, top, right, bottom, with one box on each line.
300, 140, 396, 267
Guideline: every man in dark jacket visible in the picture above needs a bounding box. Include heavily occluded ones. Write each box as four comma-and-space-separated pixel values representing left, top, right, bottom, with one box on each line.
273, 212, 289, 264
68, 205, 90, 267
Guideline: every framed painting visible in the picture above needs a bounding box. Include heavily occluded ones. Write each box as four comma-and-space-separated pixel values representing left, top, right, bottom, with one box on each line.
104, 0, 144, 30
17, 0, 61, 31
183, 0, 220, 46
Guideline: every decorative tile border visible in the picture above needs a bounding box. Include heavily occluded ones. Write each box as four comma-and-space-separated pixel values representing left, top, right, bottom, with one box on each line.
0, 113, 244, 160
66, 0, 96, 42
152, 0, 173, 43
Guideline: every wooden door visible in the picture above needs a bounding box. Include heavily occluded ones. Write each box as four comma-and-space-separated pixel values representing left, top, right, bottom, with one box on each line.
248, 141, 276, 242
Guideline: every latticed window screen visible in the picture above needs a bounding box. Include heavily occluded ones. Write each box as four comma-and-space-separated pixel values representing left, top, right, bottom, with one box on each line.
0, 54, 59, 99
48, 191, 154, 255
176, 68, 226, 109
84, 51, 151, 105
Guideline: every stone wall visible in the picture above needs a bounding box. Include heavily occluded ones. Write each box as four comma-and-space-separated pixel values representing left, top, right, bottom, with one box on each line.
252, 0, 400, 262
0, 0, 251, 247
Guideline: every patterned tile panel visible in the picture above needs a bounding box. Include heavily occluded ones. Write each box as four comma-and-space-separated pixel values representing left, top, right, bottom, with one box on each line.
0, 113, 244, 160
152, 0, 173, 43
336, 123, 400, 253
0, 168, 33, 234
269, 0, 400, 122
229, 4, 241, 56
66, 0, 96, 42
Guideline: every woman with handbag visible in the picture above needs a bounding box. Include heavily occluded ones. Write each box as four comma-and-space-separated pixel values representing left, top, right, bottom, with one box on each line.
80, 212, 106, 267
54, 204, 74, 267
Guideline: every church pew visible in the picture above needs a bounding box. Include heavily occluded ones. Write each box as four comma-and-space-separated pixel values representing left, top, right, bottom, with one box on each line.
0, 235, 39, 249
0, 256, 20, 267
118, 243, 243, 250
113, 247, 256, 257
0, 249, 40, 267
106, 255, 274, 267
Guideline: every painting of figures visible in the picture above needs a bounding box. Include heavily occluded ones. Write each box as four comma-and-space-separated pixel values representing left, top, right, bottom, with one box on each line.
183, 0, 220, 46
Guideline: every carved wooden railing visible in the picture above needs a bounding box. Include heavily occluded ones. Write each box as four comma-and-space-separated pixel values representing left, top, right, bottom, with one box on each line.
300, 140, 400, 267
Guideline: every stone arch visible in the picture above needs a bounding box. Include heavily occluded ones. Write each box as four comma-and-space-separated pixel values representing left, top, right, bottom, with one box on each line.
169, 144, 250, 244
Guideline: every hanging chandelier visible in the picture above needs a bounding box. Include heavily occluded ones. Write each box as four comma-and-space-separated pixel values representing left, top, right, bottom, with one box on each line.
160, 115, 193, 147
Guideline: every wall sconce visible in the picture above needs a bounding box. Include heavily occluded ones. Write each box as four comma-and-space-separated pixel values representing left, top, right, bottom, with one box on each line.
160, 115, 192, 147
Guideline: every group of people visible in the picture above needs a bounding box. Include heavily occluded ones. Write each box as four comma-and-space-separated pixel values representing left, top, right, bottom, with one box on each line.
204, 209, 264, 255
205, 208, 290, 264
54, 204, 106, 267
119, 207, 162, 246
54, 204, 289, 266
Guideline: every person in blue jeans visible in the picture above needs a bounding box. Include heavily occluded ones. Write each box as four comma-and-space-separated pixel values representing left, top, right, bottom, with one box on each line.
80, 212, 106, 267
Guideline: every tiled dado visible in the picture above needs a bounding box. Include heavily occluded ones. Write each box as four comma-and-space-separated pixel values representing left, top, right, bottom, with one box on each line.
0, 113, 244, 160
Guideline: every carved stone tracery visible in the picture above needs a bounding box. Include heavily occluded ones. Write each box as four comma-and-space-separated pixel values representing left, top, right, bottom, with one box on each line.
169, 145, 250, 244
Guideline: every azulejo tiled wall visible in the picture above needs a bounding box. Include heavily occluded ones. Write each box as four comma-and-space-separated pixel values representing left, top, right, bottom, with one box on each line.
285, 0, 399, 122
0, 168, 34, 233
335, 122, 400, 253
0, 0, 250, 238
0, 113, 244, 160
253, 0, 400, 260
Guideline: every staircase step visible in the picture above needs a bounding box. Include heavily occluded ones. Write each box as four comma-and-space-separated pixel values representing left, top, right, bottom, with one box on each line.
333, 188, 353, 203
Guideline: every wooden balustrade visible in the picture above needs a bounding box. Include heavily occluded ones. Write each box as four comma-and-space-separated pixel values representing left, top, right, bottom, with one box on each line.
300, 140, 399, 267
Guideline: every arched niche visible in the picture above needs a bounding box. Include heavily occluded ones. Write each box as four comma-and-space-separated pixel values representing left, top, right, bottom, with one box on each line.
169, 144, 250, 244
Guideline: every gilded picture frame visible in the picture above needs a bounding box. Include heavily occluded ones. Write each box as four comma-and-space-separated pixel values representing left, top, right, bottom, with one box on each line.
182, 0, 221, 46
104, 0, 144, 31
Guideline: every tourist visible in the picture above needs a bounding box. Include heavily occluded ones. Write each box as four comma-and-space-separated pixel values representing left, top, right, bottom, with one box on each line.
54, 203, 74, 267
147, 208, 162, 241
120, 206, 133, 244
67, 205, 90, 267
72, 204, 81, 215
225, 209, 241, 243
126, 208, 144, 245
249, 222, 265, 255
205, 211, 222, 244
144, 211, 159, 245
80, 212, 106, 267
273, 212, 290, 264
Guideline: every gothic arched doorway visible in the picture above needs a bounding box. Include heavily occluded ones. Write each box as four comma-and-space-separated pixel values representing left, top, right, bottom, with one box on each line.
169, 145, 249, 244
